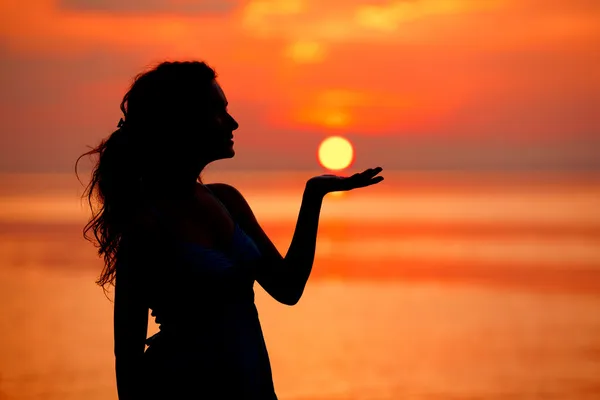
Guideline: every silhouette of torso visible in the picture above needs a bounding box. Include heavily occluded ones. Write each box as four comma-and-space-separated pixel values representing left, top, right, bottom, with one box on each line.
138, 185, 277, 399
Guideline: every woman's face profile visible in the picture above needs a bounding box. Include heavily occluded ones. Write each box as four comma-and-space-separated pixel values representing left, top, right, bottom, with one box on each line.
193, 80, 239, 164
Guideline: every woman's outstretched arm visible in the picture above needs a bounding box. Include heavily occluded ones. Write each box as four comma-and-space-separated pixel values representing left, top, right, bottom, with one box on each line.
209, 183, 322, 305
269, 186, 323, 303
208, 167, 383, 305
256, 185, 324, 305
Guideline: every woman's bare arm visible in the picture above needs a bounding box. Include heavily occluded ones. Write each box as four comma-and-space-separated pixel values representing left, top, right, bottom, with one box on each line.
209, 183, 323, 305
113, 249, 149, 399
208, 168, 384, 305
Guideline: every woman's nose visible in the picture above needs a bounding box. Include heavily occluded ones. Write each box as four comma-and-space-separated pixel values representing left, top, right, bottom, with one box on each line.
229, 114, 239, 131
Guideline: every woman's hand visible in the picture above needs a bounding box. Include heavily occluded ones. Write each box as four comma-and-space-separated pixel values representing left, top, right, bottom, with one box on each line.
305, 167, 384, 197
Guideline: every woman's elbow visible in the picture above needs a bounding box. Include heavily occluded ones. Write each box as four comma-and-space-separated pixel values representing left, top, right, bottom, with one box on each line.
278, 287, 304, 306
258, 262, 306, 305
264, 283, 302, 306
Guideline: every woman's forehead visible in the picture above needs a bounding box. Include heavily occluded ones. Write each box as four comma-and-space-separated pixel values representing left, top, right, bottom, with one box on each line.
211, 80, 227, 105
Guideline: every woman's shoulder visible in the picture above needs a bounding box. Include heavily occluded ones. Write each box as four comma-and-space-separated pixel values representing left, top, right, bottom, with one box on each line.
204, 182, 255, 221
204, 183, 248, 208
204, 182, 243, 198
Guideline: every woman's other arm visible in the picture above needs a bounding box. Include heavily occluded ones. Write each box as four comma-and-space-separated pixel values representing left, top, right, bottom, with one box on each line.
114, 249, 149, 400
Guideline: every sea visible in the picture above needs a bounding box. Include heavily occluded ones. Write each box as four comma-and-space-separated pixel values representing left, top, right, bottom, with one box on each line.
0, 170, 599, 400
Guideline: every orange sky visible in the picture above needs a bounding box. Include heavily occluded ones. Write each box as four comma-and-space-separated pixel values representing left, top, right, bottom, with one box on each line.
0, 0, 599, 171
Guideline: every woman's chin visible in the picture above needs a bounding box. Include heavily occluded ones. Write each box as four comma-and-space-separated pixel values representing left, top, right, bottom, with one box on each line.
222, 148, 235, 159
204, 147, 235, 163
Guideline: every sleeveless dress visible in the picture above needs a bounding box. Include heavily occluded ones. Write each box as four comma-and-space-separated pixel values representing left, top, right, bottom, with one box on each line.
140, 189, 278, 399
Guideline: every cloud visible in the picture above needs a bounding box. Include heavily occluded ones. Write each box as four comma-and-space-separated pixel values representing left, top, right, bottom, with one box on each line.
241, 0, 505, 42
240, 0, 600, 49
354, 0, 502, 32
58, 0, 239, 15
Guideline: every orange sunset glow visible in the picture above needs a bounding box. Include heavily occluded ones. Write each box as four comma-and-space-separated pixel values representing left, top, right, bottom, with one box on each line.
1, 1, 599, 399
1, 0, 599, 171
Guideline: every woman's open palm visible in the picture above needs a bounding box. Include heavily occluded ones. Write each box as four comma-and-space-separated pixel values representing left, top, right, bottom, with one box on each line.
307, 167, 384, 196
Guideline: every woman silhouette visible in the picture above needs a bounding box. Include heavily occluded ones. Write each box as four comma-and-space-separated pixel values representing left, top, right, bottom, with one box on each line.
76, 61, 384, 399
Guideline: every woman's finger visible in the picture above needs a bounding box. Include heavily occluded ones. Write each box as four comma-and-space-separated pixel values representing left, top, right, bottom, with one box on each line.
361, 167, 383, 177
345, 175, 383, 190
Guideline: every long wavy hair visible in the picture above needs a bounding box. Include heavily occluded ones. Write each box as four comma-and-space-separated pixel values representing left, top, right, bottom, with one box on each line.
75, 60, 217, 292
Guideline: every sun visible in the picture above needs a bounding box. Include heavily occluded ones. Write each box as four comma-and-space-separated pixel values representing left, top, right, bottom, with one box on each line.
317, 136, 354, 171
